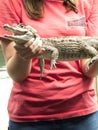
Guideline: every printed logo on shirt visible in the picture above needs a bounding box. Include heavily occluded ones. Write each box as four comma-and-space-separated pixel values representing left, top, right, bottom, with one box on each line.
67, 17, 86, 27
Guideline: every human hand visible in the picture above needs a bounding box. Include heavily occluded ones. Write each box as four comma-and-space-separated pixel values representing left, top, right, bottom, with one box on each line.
14, 36, 45, 60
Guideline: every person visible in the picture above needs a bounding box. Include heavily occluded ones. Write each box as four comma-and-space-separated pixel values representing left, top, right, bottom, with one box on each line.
0, 0, 98, 130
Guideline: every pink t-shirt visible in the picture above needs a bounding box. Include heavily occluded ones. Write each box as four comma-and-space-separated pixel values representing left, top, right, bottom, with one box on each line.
0, 0, 98, 122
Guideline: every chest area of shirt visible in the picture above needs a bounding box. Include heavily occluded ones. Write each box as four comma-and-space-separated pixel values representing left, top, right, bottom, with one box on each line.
22, 2, 86, 37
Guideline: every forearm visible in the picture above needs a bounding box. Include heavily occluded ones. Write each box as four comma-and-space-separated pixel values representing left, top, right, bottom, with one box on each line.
81, 59, 98, 78
7, 53, 32, 82
1, 36, 44, 82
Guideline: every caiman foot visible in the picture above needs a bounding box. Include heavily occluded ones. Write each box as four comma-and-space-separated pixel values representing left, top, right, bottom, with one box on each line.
86, 55, 98, 71
50, 60, 57, 69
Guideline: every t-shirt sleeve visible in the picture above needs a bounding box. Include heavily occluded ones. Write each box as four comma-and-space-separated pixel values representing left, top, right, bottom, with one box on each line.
0, 0, 21, 38
85, 0, 98, 36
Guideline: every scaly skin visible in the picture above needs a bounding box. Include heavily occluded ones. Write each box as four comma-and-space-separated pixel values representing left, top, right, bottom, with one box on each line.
3, 24, 98, 78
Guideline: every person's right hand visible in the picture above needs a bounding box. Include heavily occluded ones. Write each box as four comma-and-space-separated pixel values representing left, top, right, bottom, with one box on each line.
14, 36, 45, 60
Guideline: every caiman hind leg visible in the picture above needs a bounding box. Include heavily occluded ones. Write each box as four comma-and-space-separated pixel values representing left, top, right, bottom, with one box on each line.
82, 42, 98, 71
86, 55, 98, 71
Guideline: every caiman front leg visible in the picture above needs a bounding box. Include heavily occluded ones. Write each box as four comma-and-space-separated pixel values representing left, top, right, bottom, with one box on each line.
86, 55, 98, 71
43, 45, 59, 69
38, 46, 59, 79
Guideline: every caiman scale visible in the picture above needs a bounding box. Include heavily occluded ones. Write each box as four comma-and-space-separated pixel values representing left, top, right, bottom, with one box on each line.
3, 24, 98, 78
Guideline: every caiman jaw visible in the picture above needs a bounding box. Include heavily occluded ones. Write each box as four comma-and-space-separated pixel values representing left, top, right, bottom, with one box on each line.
3, 24, 28, 35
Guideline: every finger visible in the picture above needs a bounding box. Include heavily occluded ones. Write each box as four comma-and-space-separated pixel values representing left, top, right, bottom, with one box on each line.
24, 38, 35, 47
33, 37, 42, 47
30, 38, 42, 53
